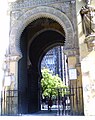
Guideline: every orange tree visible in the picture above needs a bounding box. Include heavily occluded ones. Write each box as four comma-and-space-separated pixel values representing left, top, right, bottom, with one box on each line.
41, 68, 68, 98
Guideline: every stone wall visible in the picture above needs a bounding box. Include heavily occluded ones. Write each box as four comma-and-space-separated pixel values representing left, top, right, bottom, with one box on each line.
77, 0, 95, 116
8, 0, 79, 56
1, 0, 84, 115
81, 51, 95, 115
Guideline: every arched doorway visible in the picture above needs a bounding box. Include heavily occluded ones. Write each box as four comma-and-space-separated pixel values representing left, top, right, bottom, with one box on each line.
18, 18, 65, 114
0, 4, 84, 116
9, 6, 78, 115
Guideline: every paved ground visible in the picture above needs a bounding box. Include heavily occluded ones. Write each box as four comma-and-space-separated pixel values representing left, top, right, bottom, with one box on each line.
0, 110, 95, 120
1, 109, 95, 120
0, 116, 95, 120
21, 110, 58, 116
21, 110, 79, 116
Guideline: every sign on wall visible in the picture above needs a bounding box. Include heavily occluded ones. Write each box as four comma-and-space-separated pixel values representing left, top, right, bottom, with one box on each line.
69, 68, 77, 80
4, 76, 11, 86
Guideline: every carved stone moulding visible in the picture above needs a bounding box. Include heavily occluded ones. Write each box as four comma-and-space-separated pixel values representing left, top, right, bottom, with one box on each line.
8, 0, 75, 11
85, 34, 95, 51
64, 48, 79, 56
9, 6, 74, 58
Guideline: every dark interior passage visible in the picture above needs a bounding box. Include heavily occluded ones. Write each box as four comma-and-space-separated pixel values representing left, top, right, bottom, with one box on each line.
18, 18, 65, 114
29, 30, 65, 67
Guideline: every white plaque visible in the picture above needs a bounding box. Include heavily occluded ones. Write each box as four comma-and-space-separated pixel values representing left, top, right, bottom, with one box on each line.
4, 76, 11, 86
69, 68, 77, 80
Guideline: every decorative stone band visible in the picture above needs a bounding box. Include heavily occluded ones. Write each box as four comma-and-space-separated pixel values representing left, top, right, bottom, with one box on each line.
8, 0, 75, 11
9, 6, 74, 58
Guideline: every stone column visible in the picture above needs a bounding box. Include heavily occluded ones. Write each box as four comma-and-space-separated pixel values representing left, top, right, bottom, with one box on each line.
9, 55, 20, 90
9, 55, 20, 114
64, 50, 82, 88
64, 49, 83, 115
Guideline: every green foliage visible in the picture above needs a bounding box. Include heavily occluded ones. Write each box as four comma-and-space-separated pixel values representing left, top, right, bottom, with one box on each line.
41, 68, 68, 98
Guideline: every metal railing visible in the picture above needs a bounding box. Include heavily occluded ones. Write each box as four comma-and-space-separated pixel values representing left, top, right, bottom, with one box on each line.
1, 87, 84, 116
41, 87, 84, 116
55, 86, 84, 116
1, 90, 18, 116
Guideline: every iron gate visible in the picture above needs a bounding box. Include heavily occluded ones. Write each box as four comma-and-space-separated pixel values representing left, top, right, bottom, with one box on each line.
41, 86, 84, 116
1, 87, 84, 116
1, 90, 18, 116
55, 86, 84, 116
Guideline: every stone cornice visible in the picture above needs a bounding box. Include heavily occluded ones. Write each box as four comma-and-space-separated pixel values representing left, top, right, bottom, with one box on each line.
8, 0, 75, 11
63, 48, 79, 56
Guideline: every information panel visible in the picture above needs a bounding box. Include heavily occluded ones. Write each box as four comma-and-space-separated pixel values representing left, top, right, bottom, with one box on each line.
69, 68, 77, 80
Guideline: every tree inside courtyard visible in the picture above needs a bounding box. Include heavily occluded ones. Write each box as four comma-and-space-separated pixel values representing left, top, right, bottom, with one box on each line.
41, 68, 68, 98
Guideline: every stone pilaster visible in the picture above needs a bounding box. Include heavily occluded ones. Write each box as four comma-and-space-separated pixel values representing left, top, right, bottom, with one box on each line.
64, 49, 83, 114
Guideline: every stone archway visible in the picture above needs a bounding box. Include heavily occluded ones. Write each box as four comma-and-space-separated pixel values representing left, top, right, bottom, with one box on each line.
9, 6, 74, 57
18, 26, 65, 114
9, 6, 75, 114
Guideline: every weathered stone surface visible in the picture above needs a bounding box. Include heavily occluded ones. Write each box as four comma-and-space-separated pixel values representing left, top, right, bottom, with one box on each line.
81, 50, 95, 115
8, 0, 75, 11
9, 4, 78, 56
